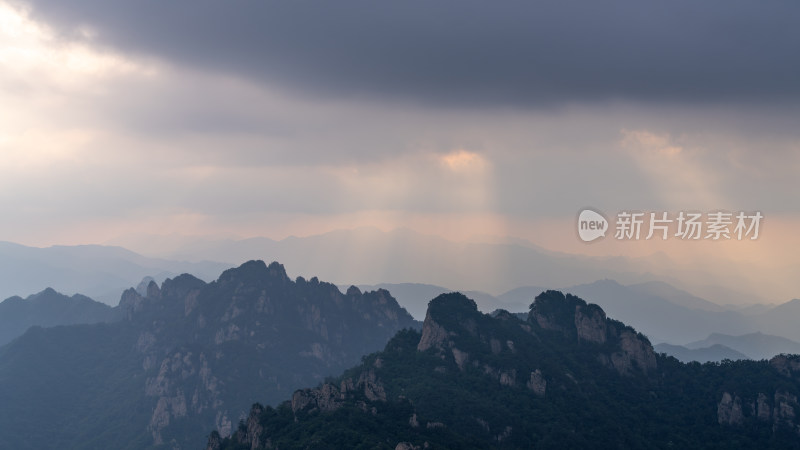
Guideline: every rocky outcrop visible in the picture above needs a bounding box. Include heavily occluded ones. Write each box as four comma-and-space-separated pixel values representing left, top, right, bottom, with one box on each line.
527, 369, 546, 396
452, 348, 469, 370
773, 391, 798, 432
292, 383, 343, 414
529, 290, 656, 376
395, 442, 420, 450
417, 311, 452, 352
358, 369, 387, 402
119, 287, 146, 320
574, 304, 606, 344
206, 431, 223, 450
718, 390, 800, 434
495, 425, 513, 442
292, 369, 386, 415
232, 404, 266, 450
718, 392, 745, 425
205, 405, 267, 450
499, 370, 516, 387
610, 330, 658, 375
145, 351, 223, 444
146, 280, 162, 300
757, 392, 771, 420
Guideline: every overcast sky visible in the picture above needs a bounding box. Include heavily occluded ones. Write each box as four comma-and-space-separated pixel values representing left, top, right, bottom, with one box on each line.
1, 0, 799, 301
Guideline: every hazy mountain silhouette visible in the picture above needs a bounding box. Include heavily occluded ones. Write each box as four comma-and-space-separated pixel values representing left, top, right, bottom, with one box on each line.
0, 241, 229, 304
565, 279, 754, 344
654, 343, 749, 363
0, 288, 121, 346
687, 332, 800, 360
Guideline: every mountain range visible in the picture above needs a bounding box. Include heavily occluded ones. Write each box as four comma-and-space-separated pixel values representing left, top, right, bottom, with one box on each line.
687, 332, 800, 361
0, 261, 416, 449
355, 279, 800, 360
4, 272, 799, 366
209, 290, 800, 449
653, 343, 750, 363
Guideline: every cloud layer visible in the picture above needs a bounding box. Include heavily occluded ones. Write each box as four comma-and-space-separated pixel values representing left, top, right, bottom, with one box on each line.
1, 1, 799, 302
21, 0, 800, 107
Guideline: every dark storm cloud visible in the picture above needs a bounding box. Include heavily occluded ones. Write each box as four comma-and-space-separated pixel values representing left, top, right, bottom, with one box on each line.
24, 0, 800, 107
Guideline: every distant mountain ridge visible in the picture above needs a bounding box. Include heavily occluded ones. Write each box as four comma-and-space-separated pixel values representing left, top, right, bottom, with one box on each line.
0, 241, 229, 304
108, 227, 773, 306
654, 343, 749, 363
687, 332, 800, 360
0, 288, 121, 346
0, 261, 417, 449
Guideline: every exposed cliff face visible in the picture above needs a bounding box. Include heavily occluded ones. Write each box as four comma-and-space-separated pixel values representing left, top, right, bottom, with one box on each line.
417, 310, 452, 352
610, 330, 658, 375
718, 392, 745, 425
717, 389, 800, 435
291, 368, 387, 416
527, 369, 547, 396
574, 303, 607, 344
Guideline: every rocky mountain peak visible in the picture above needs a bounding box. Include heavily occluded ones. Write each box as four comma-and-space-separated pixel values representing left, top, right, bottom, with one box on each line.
160, 273, 204, 300
103, 261, 418, 447
146, 280, 161, 299
31, 287, 59, 301
529, 290, 581, 332
216, 260, 290, 287
417, 293, 478, 352
266, 261, 289, 280
136, 276, 156, 297
118, 287, 145, 319
529, 290, 656, 375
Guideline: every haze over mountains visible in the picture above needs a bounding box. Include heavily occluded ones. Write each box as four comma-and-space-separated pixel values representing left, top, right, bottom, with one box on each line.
0, 241, 228, 304
4, 227, 800, 363
109, 227, 772, 306
2, 228, 784, 314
